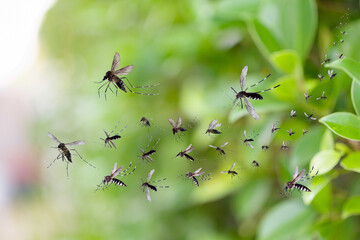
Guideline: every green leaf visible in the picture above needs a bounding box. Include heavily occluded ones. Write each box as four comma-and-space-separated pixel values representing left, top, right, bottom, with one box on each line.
319, 112, 360, 141
342, 195, 360, 219
302, 173, 336, 205
325, 58, 360, 83
249, 0, 317, 62
351, 79, 360, 116
269, 50, 300, 74
214, 0, 261, 21
257, 199, 316, 240
341, 152, 360, 173
320, 130, 334, 151
310, 150, 341, 175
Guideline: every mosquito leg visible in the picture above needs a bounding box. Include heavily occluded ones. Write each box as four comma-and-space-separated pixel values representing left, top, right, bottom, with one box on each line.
240, 98, 243, 109
97, 82, 108, 98
151, 178, 167, 183
120, 162, 132, 174
66, 162, 69, 179
254, 84, 280, 93
123, 77, 160, 89
124, 82, 159, 96
70, 149, 96, 168
245, 74, 271, 91
47, 154, 61, 168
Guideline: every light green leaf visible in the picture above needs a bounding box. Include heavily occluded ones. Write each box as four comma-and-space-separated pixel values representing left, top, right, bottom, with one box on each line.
310, 150, 341, 175
302, 173, 336, 205
270, 50, 300, 74
214, 0, 261, 21
342, 195, 360, 219
319, 112, 360, 141
258, 199, 316, 240
325, 58, 360, 83
341, 152, 360, 173
320, 130, 334, 151
351, 79, 360, 116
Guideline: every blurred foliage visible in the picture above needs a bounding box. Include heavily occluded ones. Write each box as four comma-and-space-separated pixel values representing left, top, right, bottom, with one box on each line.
26, 0, 360, 239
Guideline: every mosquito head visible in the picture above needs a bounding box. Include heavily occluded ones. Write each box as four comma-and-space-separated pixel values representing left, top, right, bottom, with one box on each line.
103, 71, 111, 80
58, 143, 66, 149
103, 175, 111, 184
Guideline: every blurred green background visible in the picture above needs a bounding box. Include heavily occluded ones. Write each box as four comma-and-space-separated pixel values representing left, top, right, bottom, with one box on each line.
4, 0, 360, 239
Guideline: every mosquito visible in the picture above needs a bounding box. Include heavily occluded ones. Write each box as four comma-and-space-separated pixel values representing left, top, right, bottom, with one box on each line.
221, 162, 239, 177
139, 117, 152, 127
96, 162, 136, 191
96, 52, 159, 99
141, 169, 169, 202
284, 166, 318, 193
286, 129, 295, 136
185, 168, 211, 187
341, 31, 347, 35
271, 123, 280, 134
138, 137, 160, 163
48, 132, 95, 178
338, 53, 344, 59
280, 141, 289, 150
231, 66, 280, 120
328, 70, 336, 80
243, 130, 254, 149
262, 145, 270, 151
303, 129, 309, 135
209, 142, 229, 156
318, 74, 324, 81
340, 39, 344, 43
304, 92, 312, 101
205, 119, 222, 135
100, 121, 127, 149
168, 117, 187, 137
304, 112, 317, 121
176, 144, 195, 161
252, 160, 260, 167
290, 110, 297, 118
321, 54, 331, 65
316, 91, 327, 100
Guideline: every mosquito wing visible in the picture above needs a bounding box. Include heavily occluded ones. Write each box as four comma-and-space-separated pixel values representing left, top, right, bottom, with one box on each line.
111, 52, 120, 72
194, 168, 202, 174
293, 169, 305, 183
147, 169, 155, 182
145, 187, 151, 202
292, 166, 299, 180
103, 130, 110, 138
230, 162, 236, 170
168, 118, 176, 128
66, 140, 86, 146
243, 130, 246, 138
48, 132, 61, 143
111, 164, 123, 178
240, 65, 248, 91
185, 144, 194, 153
114, 65, 134, 76
213, 122, 222, 129
244, 97, 259, 120
247, 141, 254, 149
209, 145, 217, 149
111, 163, 118, 174
304, 112, 309, 118
176, 117, 182, 128
220, 142, 229, 147
208, 119, 218, 129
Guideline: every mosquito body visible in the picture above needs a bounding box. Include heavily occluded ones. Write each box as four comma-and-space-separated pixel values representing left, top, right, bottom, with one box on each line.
280, 141, 289, 150
221, 162, 238, 177
139, 117, 152, 127
318, 74, 324, 81
316, 91, 327, 100
262, 145, 270, 151
141, 169, 169, 202
252, 160, 260, 167
328, 70, 337, 80
209, 142, 228, 155
96, 162, 136, 191
231, 66, 280, 120
287, 129, 295, 136
304, 92, 312, 101
341, 31, 347, 35
100, 121, 127, 149
243, 130, 255, 149
271, 123, 280, 134
138, 137, 160, 163
290, 110, 297, 118
321, 54, 331, 65
338, 53, 344, 59
284, 166, 318, 193
176, 144, 195, 161
168, 117, 187, 136
48, 132, 94, 178
185, 168, 211, 187
96, 52, 159, 99
303, 129, 309, 135
205, 119, 222, 135
304, 112, 317, 121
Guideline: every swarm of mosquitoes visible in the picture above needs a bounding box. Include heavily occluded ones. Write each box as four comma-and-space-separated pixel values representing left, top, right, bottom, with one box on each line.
47, 11, 350, 202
